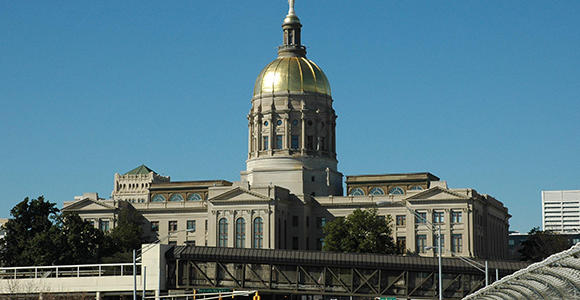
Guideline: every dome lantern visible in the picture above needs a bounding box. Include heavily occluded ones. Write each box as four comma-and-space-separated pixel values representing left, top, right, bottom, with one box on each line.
278, 0, 306, 58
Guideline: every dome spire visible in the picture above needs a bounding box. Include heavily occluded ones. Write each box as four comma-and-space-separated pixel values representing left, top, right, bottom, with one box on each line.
278, 0, 306, 57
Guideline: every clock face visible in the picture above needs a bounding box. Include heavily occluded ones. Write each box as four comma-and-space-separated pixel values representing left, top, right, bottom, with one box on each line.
277, 120, 283, 126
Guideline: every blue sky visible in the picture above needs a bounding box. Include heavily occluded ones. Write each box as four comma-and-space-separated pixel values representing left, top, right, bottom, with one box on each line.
0, 1, 578, 232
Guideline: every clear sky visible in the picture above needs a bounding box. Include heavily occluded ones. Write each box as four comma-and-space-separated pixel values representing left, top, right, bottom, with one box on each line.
1, 1, 578, 233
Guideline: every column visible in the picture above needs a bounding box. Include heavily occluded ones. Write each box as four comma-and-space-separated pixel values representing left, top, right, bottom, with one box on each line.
444, 209, 452, 257
247, 116, 252, 157
300, 112, 306, 154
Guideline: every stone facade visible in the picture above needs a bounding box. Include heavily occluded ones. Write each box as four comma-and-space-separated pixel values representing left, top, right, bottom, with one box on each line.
112, 165, 170, 203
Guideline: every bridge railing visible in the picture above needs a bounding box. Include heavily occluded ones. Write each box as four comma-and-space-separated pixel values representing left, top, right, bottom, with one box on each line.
0, 262, 141, 280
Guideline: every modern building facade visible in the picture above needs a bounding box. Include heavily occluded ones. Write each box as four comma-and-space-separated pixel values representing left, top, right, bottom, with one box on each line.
542, 190, 580, 233
62, 2, 510, 259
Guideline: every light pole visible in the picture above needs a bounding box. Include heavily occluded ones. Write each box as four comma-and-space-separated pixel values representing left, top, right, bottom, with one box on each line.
451, 254, 490, 286
134, 227, 195, 300
415, 215, 443, 300
377, 201, 443, 300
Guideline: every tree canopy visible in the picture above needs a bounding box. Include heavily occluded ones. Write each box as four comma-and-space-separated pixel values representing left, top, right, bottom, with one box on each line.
100, 202, 145, 263
518, 227, 571, 262
0, 196, 62, 266
322, 208, 397, 254
0, 196, 146, 266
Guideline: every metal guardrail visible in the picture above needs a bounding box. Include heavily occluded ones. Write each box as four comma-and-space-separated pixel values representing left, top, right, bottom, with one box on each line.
0, 262, 141, 280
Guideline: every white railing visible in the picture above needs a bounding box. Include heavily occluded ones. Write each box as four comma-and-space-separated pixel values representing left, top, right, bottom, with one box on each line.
0, 262, 141, 280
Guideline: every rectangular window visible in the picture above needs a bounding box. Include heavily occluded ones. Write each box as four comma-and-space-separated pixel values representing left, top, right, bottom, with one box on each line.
151, 221, 159, 232
187, 220, 196, 232
317, 238, 324, 250
452, 234, 463, 253
88, 219, 95, 227
452, 211, 463, 223
205, 219, 208, 233
415, 212, 427, 224
99, 220, 110, 232
397, 237, 406, 254
291, 135, 299, 149
253, 217, 263, 249
263, 136, 269, 150
186, 240, 196, 246
169, 221, 178, 232
320, 137, 326, 151
307, 135, 314, 150
292, 216, 299, 227
433, 234, 444, 249
292, 237, 299, 250
433, 211, 444, 224
416, 234, 427, 253
396, 215, 406, 226
276, 135, 283, 149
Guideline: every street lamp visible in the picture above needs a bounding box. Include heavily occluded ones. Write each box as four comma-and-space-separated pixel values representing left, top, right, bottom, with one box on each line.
451, 254, 493, 286
134, 227, 195, 300
377, 200, 443, 300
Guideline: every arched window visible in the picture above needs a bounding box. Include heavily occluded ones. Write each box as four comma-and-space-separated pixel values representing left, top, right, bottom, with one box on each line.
410, 186, 423, 191
218, 218, 228, 247
235, 218, 246, 248
187, 193, 202, 201
169, 194, 184, 202
369, 187, 385, 195
253, 217, 263, 249
389, 187, 405, 195
349, 188, 365, 196
151, 194, 166, 202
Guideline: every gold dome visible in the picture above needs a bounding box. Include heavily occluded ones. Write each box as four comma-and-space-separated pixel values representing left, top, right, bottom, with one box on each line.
253, 57, 331, 97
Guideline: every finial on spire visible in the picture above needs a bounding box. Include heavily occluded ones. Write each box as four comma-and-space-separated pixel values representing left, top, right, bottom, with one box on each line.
288, 0, 295, 16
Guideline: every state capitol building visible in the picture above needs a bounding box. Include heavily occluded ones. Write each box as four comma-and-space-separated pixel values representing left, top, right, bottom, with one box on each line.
63, 2, 510, 260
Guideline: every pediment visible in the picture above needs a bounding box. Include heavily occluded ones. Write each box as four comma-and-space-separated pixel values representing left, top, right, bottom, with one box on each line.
405, 187, 469, 201
209, 187, 271, 203
62, 198, 116, 211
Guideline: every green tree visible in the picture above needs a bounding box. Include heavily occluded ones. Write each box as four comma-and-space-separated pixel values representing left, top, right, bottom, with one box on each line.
100, 202, 146, 262
323, 208, 397, 254
519, 227, 570, 262
57, 213, 105, 264
0, 196, 145, 266
0, 196, 61, 266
